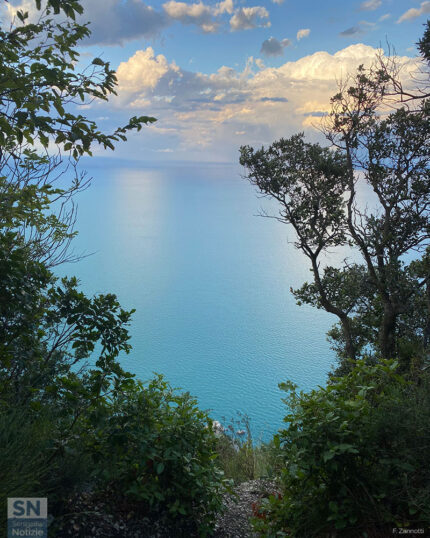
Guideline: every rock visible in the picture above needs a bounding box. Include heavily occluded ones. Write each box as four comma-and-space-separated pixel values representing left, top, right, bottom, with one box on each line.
213, 479, 279, 538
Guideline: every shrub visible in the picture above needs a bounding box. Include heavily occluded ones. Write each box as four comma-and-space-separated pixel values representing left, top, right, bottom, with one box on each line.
80, 375, 230, 536
253, 360, 430, 537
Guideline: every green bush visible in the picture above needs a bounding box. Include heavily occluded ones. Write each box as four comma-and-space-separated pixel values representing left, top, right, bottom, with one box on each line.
80, 375, 230, 536
253, 360, 430, 537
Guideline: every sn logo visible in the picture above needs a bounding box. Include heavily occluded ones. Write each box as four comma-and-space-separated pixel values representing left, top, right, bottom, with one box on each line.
7, 498, 47, 519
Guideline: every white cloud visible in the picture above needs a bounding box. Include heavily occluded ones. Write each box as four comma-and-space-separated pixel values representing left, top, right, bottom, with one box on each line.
359, 0, 381, 11
297, 28, 311, 40
260, 37, 292, 56
116, 47, 180, 97
255, 58, 266, 69
162, 0, 270, 33
163, 0, 224, 32
229, 6, 270, 31
215, 0, 234, 15
397, 1, 430, 23
379, 13, 390, 21
113, 44, 418, 160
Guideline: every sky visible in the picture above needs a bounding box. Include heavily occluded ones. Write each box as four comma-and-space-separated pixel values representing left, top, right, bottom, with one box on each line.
5, 0, 430, 162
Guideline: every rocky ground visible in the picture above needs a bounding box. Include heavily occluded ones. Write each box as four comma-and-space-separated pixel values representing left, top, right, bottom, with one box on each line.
54, 479, 277, 537
214, 479, 277, 538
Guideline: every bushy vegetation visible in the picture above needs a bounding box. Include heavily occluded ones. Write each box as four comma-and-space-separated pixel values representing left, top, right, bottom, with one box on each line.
1, 1, 430, 536
252, 361, 430, 537
80, 375, 228, 534
0, 1, 229, 535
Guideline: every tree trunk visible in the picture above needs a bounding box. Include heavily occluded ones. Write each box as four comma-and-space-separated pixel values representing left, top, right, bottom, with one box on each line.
379, 303, 397, 359
424, 280, 430, 350
340, 315, 356, 361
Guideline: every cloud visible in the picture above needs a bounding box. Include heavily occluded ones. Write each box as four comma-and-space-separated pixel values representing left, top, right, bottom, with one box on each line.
260, 96, 288, 102
116, 47, 181, 104
379, 13, 390, 21
296, 28, 311, 40
359, 0, 381, 11
163, 0, 270, 33
112, 44, 418, 160
260, 37, 292, 56
271, 0, 284, 3
162, 0, 233, 33
4, 0, 271, 42
255, 58, 265, 69
339, 21, 375, 37
80, 0, 168, 45
397, 1, 430, 23
339, 26, 362, 37
1, 0, 169, 45
230, 6, 270, 31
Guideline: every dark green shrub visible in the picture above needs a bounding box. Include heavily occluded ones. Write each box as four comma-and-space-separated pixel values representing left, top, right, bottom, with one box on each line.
253, 361, 430, 537
82, 375, 230, 536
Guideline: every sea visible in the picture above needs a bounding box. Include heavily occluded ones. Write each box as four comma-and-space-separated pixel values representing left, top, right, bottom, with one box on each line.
57, 159, 341, 440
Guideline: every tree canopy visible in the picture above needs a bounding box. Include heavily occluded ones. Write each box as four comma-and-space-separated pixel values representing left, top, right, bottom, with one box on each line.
240, 25, 430, 372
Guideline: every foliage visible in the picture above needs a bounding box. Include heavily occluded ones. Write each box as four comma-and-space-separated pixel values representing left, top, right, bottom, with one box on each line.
0, 0, 156, 266
418, 20, 430, 65
0, 1, 229, 535
240, 37, 430, 372
69, 375, 230, 536
0, 0, 154, 156
252, 361, 430, 537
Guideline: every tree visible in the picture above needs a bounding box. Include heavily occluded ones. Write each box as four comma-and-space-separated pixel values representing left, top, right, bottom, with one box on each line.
0, 3, 231, 535
240, 30, 430, 371
0, 0, 156, 265
0, 0, 152, 434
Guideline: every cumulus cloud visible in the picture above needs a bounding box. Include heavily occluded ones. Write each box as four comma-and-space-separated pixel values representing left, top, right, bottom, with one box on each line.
359, 0, 381, 11
162, 0, 233, 32
230, 6, 270, 31
112, 44, 418, 159
397, 1, 430, 23
116, 47, 181, 108
260, 37, 292, 56
296, 28, 310, 40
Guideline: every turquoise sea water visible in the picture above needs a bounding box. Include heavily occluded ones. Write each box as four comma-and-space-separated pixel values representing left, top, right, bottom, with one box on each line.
59, 160, 338, 439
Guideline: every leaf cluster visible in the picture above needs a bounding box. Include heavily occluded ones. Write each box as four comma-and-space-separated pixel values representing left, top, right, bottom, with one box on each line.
253, 361, 430, 536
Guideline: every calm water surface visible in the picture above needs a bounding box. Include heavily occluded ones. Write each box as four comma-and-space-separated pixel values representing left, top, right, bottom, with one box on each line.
60, 160, 339, 439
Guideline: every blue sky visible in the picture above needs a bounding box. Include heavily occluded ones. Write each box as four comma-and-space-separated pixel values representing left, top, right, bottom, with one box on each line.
5, 0, 430, 161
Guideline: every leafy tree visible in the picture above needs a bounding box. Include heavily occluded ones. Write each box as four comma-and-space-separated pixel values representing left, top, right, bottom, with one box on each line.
0, 0, 156, 265
240, 31, 430, 370
0, 4, 230, 535
418, 20, 430, 65
0, 0, 149, 415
